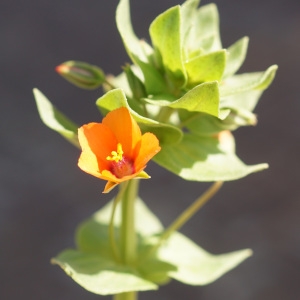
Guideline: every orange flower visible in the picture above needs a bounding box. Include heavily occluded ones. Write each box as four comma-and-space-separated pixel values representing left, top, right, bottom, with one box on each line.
78, 107, 161, 193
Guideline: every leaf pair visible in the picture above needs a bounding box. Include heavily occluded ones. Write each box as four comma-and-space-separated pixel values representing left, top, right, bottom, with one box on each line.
52, 197, 252, 295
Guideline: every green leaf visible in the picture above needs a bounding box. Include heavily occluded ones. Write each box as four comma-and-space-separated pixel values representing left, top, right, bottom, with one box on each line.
33, 88, 79, 147
149, 5, 187, 87
52, 250, 157, 295
220, 89, 263, 112
185, 50, 226, 86
116, 0, 166, 94
53, 196, 254, 292
180, 111, 230, 136
153, 132, 268, 181
52, 197, 165, 295
181, 0, 200, 40
138, 59, 168, 95
76, 198, 176, 285
96, 88, 183, 145
170, 82, 221, 117
116, 0, 148, 65
220, 65, 278, 97
157, 232, 252, 285
223, 37, 249, 78
144, 82, 229, 119
185, 4, 222, 54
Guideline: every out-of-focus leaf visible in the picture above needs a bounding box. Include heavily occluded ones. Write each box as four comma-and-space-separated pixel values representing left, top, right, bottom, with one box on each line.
223, 37, 249, 78
220, 65, 278, 97
153, 131, 268, 181
157, 232, 252, 285
33, 88, 79, 147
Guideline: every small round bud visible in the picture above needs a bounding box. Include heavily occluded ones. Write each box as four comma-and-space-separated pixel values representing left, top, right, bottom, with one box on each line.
56, 61, 105, 90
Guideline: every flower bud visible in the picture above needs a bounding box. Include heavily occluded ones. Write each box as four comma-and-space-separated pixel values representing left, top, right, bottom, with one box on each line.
56, 61, 105, 90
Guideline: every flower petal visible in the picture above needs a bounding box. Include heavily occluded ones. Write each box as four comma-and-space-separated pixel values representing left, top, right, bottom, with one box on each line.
103, 181, 119, 193
102, 107, 141, 158
134, 132, 161, 172
78, 123, 117, 175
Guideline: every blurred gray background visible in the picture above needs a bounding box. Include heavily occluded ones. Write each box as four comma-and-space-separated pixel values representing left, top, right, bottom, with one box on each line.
1, 0, 299, 299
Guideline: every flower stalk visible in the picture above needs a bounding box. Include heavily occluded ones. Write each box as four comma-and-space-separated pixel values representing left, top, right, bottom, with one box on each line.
141, 181, 223, 261
120, 179, 139, 265
109, 182, 129, 263
112, 180, 139, 300
161, 181, 223, 241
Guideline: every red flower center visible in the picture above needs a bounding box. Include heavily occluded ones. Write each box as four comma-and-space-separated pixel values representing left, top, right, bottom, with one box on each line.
106, 143, 135, 178
110, 156, 135, 178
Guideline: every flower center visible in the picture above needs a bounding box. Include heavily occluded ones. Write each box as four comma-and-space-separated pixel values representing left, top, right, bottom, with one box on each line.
106, 143, 124, 163
106, 143, 135, 178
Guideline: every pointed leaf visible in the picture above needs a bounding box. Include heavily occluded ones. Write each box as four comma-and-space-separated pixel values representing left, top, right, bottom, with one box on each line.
96, 88, 183, 145
52, 197, 165, 294
158, 232, 252, 285
223, 37, 249, 78
144, 82, 229, 119
181, 0, 200, 40
149, 5, 187, 87
52, 250, 157, 295
170, 82, 220, 117
33, 88, 79, 147
220, 65, 278, 97
137, 60, 167, 95
116, 0, 148, 64
221, 89, 264, 112
185, 4, 222, 54
185, 50, 226, 86
180, 111, 232, 136
153, 132, 268, 181
54, 197, 255, 292
76, 197, 173, 286
116, 0, 166, 94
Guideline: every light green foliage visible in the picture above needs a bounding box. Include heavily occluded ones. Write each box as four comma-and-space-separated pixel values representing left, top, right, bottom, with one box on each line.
157, 232, 252, 285
153, 132, 268, 181
144, 82, 224, 118
113, 0, 277, 181
149, 5, 187, 87
34, 0, 277, 182
33, 89, 79, 147
52, 197, 252, 295
222, 37, 249, 78
184, 50, 226, 86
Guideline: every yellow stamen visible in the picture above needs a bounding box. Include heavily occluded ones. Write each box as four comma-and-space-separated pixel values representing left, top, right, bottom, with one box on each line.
106, 143, 124, 162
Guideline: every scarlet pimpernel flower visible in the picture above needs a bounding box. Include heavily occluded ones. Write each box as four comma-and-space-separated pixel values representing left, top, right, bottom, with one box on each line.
78, 107, 161, 193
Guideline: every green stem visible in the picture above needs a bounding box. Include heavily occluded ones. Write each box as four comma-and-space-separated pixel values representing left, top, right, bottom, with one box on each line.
142, 181, 223, 261
120, 179, 139, 264
156, 106, 174, 123
114, 293, 137, 300
113, 179, 139, 300
109, 182, 128, 263
161, 181, 223, 240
